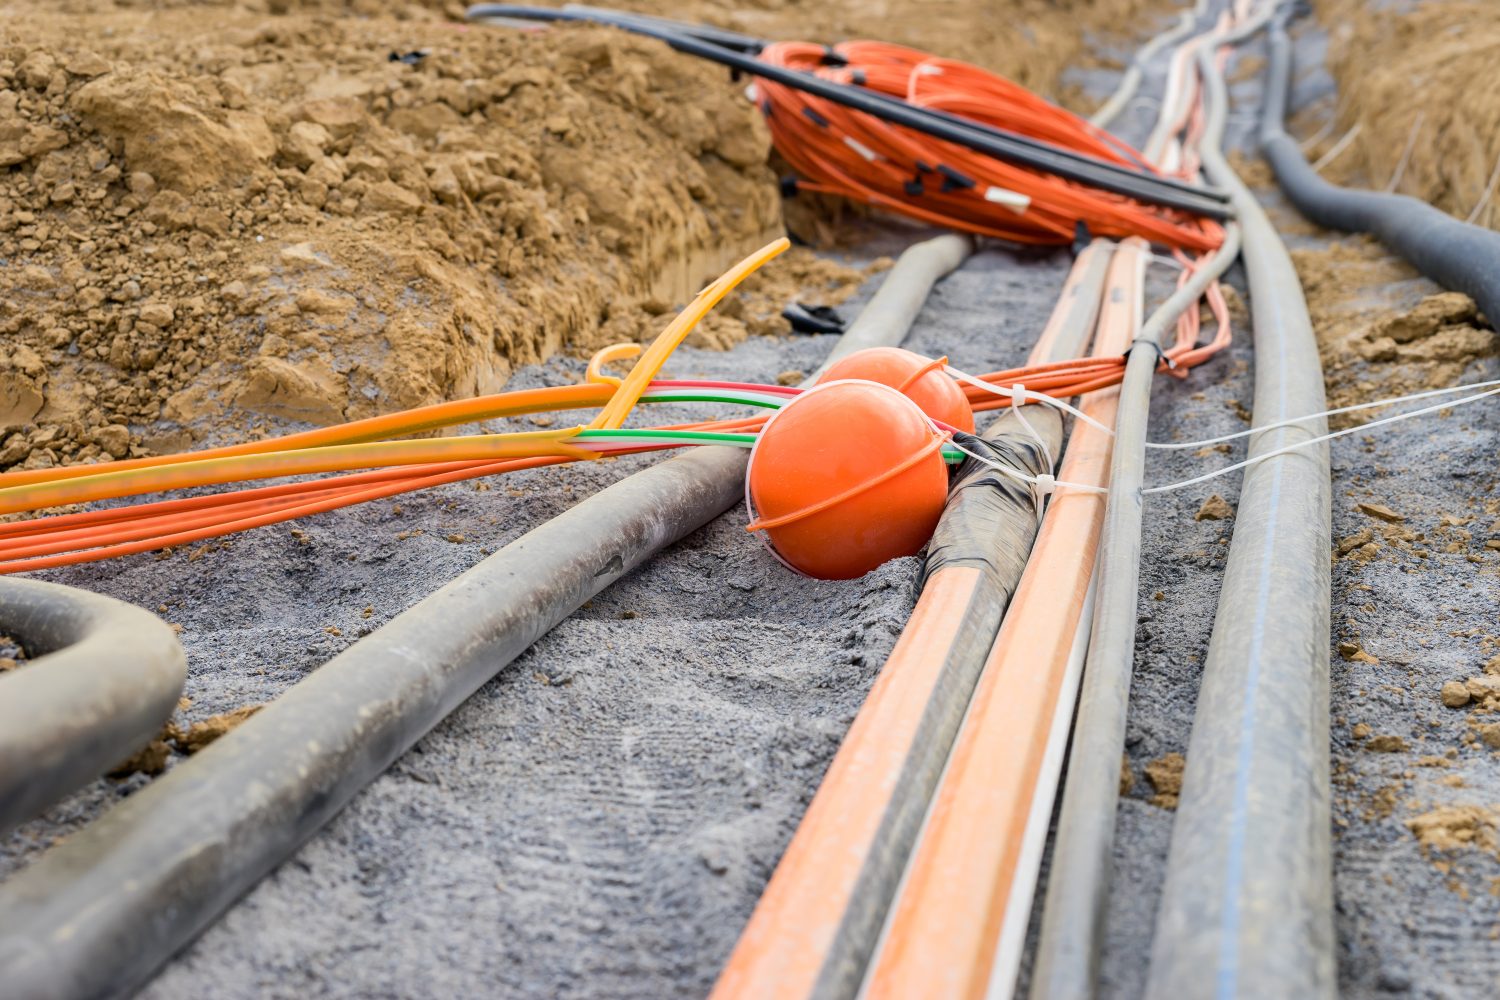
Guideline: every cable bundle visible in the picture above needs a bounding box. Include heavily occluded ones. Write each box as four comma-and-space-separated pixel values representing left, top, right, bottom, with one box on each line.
755, 41, 1222, 250
466, 6, 1231, 249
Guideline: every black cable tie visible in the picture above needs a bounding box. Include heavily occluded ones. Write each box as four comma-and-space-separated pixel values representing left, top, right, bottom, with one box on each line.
802, 106, 831, 128
1123, 338, 1177, 369
904, 177, 925, 197
779, 175, 801, 198
819, 46, 848, 67
1071, 220, 1092, 257
850, 69, 867, 86
914, 160, 935, 175
937, 164, 976, 192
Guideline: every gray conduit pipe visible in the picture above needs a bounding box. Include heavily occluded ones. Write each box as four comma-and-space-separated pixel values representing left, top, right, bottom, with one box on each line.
1260, 16, 1500, 325
1030, 12, 1265, 997
1028, 230, 1242, 998
1144, 30, 1334, 1000
0, 578, 186, 834
0, 233, 972, 1000
1089, 10, 1195, 130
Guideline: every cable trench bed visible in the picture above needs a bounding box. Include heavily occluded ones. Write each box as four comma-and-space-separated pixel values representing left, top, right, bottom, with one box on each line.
7, 0, 1473, 996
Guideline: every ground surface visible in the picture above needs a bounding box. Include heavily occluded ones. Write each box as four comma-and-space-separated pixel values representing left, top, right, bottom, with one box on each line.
3, 2, 1500, 999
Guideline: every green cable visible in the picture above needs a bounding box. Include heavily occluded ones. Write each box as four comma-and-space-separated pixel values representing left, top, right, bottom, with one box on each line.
639, 393, 783, 409
575, 429, 760, 447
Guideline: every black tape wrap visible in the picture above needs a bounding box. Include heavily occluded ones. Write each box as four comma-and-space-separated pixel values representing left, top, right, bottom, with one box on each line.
920, 409, 1060, 592
1262, 15, 1500, 324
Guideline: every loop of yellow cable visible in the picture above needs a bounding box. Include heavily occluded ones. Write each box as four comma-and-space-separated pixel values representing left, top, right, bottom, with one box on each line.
591, 238, 790, 430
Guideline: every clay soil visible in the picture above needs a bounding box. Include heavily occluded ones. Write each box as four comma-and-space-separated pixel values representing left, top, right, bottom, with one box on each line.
0, 0, 1154, 476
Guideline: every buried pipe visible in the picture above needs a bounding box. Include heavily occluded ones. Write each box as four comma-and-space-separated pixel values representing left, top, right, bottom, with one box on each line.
1029, 10, 1258, 995
1260, 13, 1500, 326
1144, 26, 1334, 1000
0, 233, 972, 1000
857, 240, 1147, 1000
712, 240, 1113, 1000
0, 578, 186, 834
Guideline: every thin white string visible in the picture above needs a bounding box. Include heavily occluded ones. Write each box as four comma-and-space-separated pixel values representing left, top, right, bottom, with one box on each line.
948, 366, 1115, 437
1146, 376, 1500, 449
952, 364, 1500, 452
947, 386, 1499, 497
1142, 387, 1499, 493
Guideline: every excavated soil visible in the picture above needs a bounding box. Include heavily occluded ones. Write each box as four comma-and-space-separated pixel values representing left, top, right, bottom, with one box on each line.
1309, 0, 1500, 228
0, 0, 1156, 477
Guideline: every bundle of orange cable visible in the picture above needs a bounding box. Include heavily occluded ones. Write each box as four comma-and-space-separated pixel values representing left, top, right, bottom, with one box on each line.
756, 40, 1222, 251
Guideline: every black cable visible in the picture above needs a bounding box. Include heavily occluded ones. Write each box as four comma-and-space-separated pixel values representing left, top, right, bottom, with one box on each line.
466, 3, 1235, 220
1261, 13, 1500, 324
562, 3, 768, 53
567, 4, 1163, 176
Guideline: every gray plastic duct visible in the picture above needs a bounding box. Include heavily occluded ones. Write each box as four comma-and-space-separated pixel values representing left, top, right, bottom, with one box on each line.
0, 234, 972, 1000
0, 577, 186, 834
1145, 30, 1334, 1000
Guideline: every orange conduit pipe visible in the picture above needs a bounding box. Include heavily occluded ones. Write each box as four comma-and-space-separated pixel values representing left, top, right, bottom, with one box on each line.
710, 239, 1118, 1000
858, 240, 1148, 1000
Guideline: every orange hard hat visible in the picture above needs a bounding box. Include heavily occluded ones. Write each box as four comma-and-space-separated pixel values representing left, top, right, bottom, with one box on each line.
746, 379, 950, 580
818, 347, 975, 433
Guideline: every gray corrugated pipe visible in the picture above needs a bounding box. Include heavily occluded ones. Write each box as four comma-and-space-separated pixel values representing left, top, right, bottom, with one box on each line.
1144, 25, 1334, 1000
0, 233, 972, 1000
1260, 13, 1500, 325
0, 577, 186, 834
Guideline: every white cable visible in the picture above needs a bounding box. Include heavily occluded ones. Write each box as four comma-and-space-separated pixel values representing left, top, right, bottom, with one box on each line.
1142, 387, 1499, 493
947, 366, 1116, 437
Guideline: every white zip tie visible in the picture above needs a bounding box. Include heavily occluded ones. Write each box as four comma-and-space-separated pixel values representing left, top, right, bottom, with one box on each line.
983, 186, 1031, 213
1007, 382, 1056, 475
946, 366, 1116, 437
843, 136, 879, 162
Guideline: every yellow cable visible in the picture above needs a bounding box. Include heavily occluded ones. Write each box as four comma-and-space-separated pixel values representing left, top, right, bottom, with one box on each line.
591, 238, 790, 429
586, 343, 643, 387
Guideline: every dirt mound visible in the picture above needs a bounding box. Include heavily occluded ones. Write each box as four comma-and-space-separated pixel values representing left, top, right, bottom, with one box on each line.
1290, 238, 1498, 419
1, 0, 1165, 474
1312, 0, 1500, 227
1, 8, 787, 468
